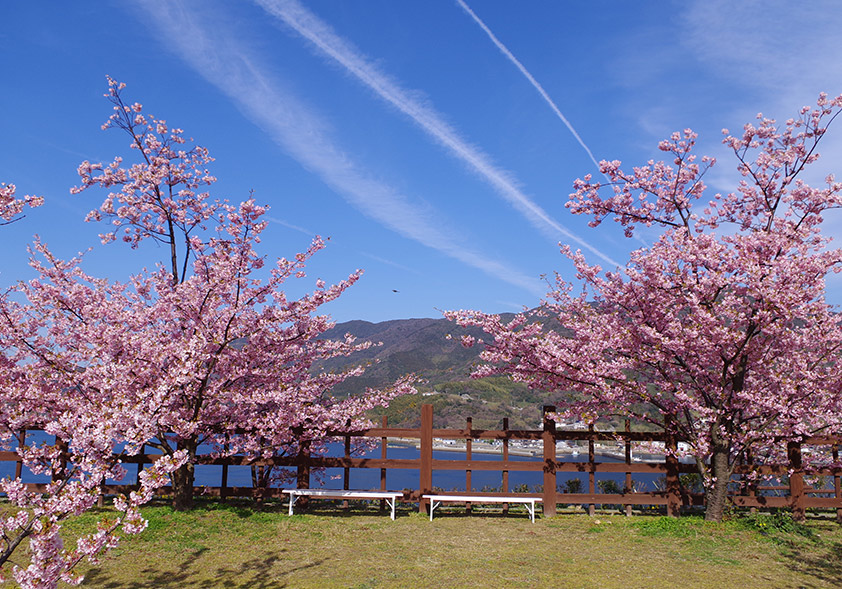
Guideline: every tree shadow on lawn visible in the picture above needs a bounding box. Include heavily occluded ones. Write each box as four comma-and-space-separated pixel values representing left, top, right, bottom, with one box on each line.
297, 503, 540, 521
775, 537, 842, 587
83, 547, 326, 589
168, 497, 289, 518
741, 514, 842, 588
423, 511, 537, 522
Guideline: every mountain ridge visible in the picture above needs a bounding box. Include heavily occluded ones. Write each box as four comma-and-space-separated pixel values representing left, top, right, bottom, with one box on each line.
322, 313, 566, 429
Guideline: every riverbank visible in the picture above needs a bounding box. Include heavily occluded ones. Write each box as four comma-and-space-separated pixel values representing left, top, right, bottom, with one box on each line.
388, 437, 667, 462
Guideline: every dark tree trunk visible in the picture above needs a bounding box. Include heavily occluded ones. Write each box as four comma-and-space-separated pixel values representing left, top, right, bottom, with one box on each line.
704, 432, 732, 522
252, 464, 271, 506
171, 438, 197, 511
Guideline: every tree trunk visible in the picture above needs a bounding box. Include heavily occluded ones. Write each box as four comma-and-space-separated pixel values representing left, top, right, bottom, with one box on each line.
171, 438, 197, 511
704, 435, 732, 522
251, 464, 270, 506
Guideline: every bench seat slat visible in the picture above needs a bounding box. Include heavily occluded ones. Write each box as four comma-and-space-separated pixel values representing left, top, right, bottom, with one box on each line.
422, 494, 541, 523
283, 489, 402, 499
423, 494, 541, 503
283, 489, 403, 520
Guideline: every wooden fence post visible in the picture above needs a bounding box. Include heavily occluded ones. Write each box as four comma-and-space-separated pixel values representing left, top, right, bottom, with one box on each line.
343, 425, 351, 510
14, 430, 24, 480
465, 416, 472, 514
588, 424, 596, 516
220, 459, 228, 502
744, 450, 757, 515
296, 437, 311, 509
220, 438, 228, 503
52, 438, 69, 482
502, 417, 509, 516
136, 443, 148, 505
542, 405, 557, 517
788, 440, 805, 522
296, 438, 311, 489
419, 404, 433, 515
664, 416, 681, 518
136, 446, 144, 489
380, 415, 388, 513
624, 419, 632, 517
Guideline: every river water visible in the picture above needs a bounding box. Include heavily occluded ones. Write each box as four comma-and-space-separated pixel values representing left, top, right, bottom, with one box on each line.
1, 434, 667, 493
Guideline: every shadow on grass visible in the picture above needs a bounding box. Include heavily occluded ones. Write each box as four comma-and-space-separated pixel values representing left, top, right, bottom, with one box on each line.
770, 534, 842, 586
421, 510, 537, 522
720, 512, 842, 587
83, 548, 327, 589
214, 554, 328, 589
177, 498, 290, 518
147, 496, 546, 521
294, 502, 539, 521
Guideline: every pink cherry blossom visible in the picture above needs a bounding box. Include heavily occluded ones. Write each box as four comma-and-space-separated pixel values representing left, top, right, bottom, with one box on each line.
449, 92, 842, 522
0, 77, 415, 586
0, 183, 42, 224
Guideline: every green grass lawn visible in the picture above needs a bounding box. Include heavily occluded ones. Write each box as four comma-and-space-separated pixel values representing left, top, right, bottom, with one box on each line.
46, 501, 842, 588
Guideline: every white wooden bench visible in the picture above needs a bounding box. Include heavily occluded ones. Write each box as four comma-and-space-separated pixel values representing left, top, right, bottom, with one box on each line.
283, 489, 404, 520
423, 494, 542, 523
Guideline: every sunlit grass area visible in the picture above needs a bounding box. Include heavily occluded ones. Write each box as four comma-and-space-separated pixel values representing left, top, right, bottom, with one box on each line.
43, 500, 842, 588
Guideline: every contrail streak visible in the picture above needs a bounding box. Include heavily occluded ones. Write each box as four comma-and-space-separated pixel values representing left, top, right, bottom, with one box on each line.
254, 0, 619, 268
264, 215, 315, 237
456, 0, 603, 172
136, 1, 546, 298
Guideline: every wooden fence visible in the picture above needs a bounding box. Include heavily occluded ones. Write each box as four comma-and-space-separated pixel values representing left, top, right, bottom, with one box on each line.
3, 404, 842, 520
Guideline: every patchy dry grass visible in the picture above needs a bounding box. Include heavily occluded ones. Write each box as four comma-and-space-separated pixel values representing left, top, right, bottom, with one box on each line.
48, 501, 842, 588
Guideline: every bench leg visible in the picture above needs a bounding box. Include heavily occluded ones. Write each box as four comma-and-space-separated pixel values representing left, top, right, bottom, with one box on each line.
387, 498, 396, 520
288, 494, 297, 516
527, 501, 535, 523
429, 500, 440, 521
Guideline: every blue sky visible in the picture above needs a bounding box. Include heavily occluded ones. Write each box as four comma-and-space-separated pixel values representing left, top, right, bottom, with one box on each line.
3, 1, 842, 322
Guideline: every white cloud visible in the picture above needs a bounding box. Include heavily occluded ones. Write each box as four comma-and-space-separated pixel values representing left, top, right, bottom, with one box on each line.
681, 0, 842, 102
136, 0, 546, 298
254, 0, 620, 269
680, 0, 842, 244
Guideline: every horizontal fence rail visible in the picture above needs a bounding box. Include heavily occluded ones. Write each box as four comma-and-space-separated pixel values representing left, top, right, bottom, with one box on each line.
3, 405, 842, 520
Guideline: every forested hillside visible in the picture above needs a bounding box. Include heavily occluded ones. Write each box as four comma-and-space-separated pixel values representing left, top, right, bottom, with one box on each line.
322, 315, 570, 429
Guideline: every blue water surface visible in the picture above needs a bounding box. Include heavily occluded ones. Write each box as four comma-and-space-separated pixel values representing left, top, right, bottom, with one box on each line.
0, 434, 667, 493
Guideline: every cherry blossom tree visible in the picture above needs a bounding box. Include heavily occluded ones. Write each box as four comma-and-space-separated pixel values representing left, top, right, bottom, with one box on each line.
0, 183, 42, 225
70, 78, 415, 510
448, 94, 842, 522
0, 77, 412, 585
0, 209, 185, 586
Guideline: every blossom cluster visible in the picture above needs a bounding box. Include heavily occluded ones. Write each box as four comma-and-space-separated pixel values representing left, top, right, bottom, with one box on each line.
449, 93, 842, 522
0, 78, 414, 587
0, 183, 42, 224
